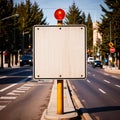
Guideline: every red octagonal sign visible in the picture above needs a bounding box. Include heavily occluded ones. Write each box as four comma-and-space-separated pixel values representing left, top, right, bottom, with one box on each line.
110, 47, 115, 53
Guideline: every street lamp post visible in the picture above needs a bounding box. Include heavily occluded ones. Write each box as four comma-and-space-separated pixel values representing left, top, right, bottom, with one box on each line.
0, 14, 19, 21
0, 14, 19, 68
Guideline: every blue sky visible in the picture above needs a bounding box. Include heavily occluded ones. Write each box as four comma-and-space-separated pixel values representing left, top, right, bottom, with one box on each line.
14, 0, 106, 25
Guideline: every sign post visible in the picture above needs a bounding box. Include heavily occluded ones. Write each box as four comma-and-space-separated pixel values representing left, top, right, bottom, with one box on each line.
54, 8, 65, 114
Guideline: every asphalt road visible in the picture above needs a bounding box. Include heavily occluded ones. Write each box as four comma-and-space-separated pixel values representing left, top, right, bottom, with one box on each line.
70, 64, 120, 120
0, 66, 53, 120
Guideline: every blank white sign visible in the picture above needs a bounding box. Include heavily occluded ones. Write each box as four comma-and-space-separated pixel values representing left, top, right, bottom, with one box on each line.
33, 25, 86, 79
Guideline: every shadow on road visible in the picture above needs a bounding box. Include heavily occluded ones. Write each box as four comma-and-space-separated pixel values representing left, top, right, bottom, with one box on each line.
78, 106, 120, 115
0, 67, 32, 84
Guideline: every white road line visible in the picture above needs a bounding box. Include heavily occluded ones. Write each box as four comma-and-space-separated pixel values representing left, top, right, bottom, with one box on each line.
115, 85, 120, 88
98, 88, 106, 94
0, 76, 32, 92
104, 80, 110, 84
87, 79, 91, 83
111, 75, 119, 79
12, 90, 25, 93
0, 105, 6, 111
17, 86, 31, 90
24, 83, 34, 87
93, 74, 95, 77
0, 76, 7, 79
0, 96, 16, 100
103, 73, 109, 76
7, 92, 20, 96
0, 84, 17, 92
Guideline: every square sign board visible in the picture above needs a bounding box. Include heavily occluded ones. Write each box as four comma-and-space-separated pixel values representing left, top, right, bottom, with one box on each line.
33, 25, 86, 79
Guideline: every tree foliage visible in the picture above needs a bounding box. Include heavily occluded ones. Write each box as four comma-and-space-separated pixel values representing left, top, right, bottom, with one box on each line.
15, 0, 47, 34
99, 0, 120, 53
0, 0, 47, 52
14, 0, 47, 50
86, 13, 93, 51
98, 0, 120, 68
65, 2, 82, 24
0, 0, 14, 51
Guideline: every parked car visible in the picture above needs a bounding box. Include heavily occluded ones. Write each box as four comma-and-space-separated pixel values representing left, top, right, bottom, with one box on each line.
20, 55, 33, 66
92, 60, 103, 68
87, 57, 94, 64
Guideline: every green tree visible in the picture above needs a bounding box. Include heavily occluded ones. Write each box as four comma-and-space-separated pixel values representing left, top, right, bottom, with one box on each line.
65, 2, 82, 24
86, 13, 93, 56
99, 0, 120, 68
14, 0, 47, 51
0, 0, 14, 68
81, 12, 86, 24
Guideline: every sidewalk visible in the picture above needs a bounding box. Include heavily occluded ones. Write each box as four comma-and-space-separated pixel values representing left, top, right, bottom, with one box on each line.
103, 65, 120, 74
41, 80, 78, 120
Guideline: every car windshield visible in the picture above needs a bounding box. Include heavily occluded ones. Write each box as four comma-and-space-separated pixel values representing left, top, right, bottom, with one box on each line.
21, 55, 32, 60
95, 61, 101, 63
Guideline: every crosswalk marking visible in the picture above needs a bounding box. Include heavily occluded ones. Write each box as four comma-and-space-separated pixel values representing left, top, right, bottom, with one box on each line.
0, 84, 17, 92
23, 83, 34, 87
0, 81, 42, 111
0, 105, 6, 111
0, 96, 16, 100
12, 90, 26, 93
7, 92, 20, 96
17, 86, 31, 91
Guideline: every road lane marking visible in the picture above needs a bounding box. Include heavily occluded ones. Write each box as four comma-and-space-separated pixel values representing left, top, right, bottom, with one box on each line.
0, 105, 6, 111
93, 74, 95, 77
104, 80, 110, 84
115, 85, 120, 88
7, 92, 20, 96
103, 73, 109, 76
17, 86, 31, 91
0, 96, 16, 100
24, 83, 34, 87
0, 84, 17, 92
111, 75, 119, 79
0, 76, 7, 79
87, 79, 91, 83
0, 76, 32, 92
98, 88, 106, 94
12, 90, 26, 93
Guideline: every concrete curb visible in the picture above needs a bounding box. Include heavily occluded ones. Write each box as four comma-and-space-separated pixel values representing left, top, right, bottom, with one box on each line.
41, 80, 78, 120
67, 80, 93, 120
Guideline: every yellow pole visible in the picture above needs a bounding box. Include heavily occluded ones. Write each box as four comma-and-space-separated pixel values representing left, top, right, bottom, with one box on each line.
57, 20, 64, 114
57, 80, 64, 114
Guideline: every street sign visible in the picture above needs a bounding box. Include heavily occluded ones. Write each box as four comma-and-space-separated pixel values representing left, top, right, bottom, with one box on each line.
110, 47, 115, 53
33, 25, 87, 79
109, 41, 113, 48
